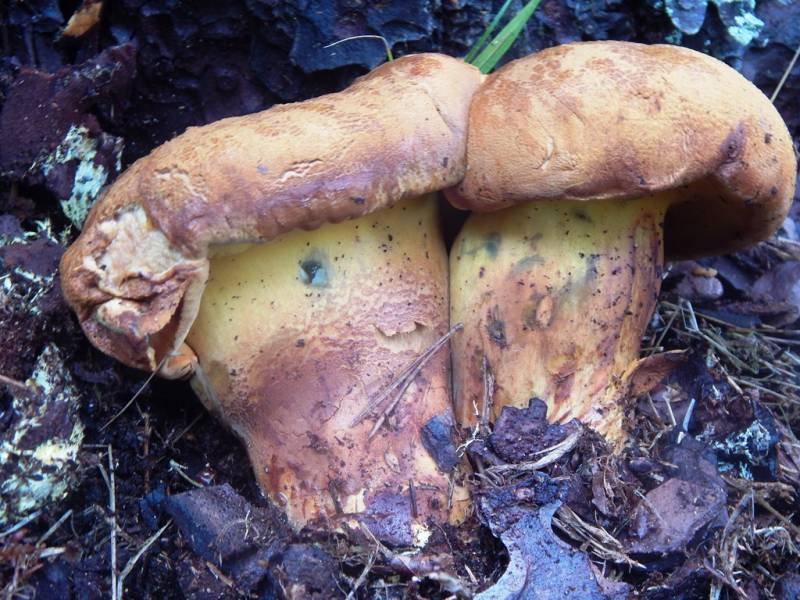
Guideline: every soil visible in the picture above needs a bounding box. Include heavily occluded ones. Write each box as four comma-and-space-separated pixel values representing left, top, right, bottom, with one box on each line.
1, 1, 799, 599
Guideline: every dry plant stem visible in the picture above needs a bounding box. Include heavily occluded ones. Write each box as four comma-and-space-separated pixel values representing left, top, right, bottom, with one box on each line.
770, 42, 800, 102
101, 354, 168, 431
552, 505, 645, 569
187, 195, 457, 536
346, 550, 377, 600
480, 356, 494, 435
451, 196, 669, 439
656, 300, 800, 416
0, 374, 36, 398
118, 521, 172, 596
0, 511, 42, 539
98, 446, 119, 600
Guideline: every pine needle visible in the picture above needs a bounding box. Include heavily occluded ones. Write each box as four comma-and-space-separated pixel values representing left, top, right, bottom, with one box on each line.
324, 35, 393, 63
770, 42, 800, 103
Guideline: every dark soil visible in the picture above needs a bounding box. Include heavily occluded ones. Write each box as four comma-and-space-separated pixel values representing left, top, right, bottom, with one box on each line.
1, 1, 799, 599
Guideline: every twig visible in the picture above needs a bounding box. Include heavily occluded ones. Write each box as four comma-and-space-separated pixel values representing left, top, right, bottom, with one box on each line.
206, 561, 236, 588
118, 521, 172, 594
681, 397, 696, 432
553, 505, 645, 569
106, 446, 119, 600
38, 547, 66, 559
650, 304, 680, 355
634, 489, 669, 532
770, 42, 800, 103
704, 558, 747, 598
663, 393, 678, 428
168, 412, 205, 448
464, 564, 478, 585
677, 397, 696, 443
681, 299, 700, 332
724, 477, 796, 498
678, 327, 751, 373
759, 336, 800, 347
328, 480, 343, 515
0, 373, 38, 399
368, 377, 431, 440
480, 356, 494, 435
736, 378, 797, 403
357, 522, 416, 575
660, 300, 800, 336
486, 429, 582, 475
346, 551, 377, 600
645, 392, 667, 428
36, 510, 72, 546
753, 495, 800, 539
102, 354, 171, 431
0, 510, 41, 538
169, 460, 204, 489
721, 489, 753, 543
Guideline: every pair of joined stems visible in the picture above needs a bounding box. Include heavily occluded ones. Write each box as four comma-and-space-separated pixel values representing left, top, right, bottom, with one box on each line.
185, 192, 669, 540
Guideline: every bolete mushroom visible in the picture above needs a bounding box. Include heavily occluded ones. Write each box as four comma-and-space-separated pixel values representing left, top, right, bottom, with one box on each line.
60, 53, 483, 542
448, 41, 796, 441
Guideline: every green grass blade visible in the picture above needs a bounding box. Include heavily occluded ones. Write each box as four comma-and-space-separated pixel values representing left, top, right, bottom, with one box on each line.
471, 0, 541, 74
463, 0, 516, 64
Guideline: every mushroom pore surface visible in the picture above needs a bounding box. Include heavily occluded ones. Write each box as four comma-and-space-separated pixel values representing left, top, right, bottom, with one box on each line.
448, 41, 796, 441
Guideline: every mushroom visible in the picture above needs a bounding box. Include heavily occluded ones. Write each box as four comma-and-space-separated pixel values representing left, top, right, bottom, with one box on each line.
60, 53, 483, 542
447, 41, 796, 441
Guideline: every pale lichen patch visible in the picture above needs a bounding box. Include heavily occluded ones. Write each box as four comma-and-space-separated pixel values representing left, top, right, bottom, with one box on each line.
411, 522, 432, 548
0, 218, 61, 317
0, 344, 84, 526
35, 124, 124, 228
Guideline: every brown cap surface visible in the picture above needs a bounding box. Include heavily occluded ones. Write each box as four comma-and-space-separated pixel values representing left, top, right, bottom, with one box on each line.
448, 41, 796, 259
60, 53, 483, 371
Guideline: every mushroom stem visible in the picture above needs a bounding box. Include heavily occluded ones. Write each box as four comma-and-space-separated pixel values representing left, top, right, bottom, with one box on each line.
450, 195, 672, 441
185, 194, 460, 544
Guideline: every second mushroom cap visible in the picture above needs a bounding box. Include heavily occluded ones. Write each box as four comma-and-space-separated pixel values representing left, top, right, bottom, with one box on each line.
447, 41, 796, 439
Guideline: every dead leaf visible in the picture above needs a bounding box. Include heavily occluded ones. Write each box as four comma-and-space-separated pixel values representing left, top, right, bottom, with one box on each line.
619, 350, 687, 399
62, 0, 103, 38
476, 475, 608, 599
